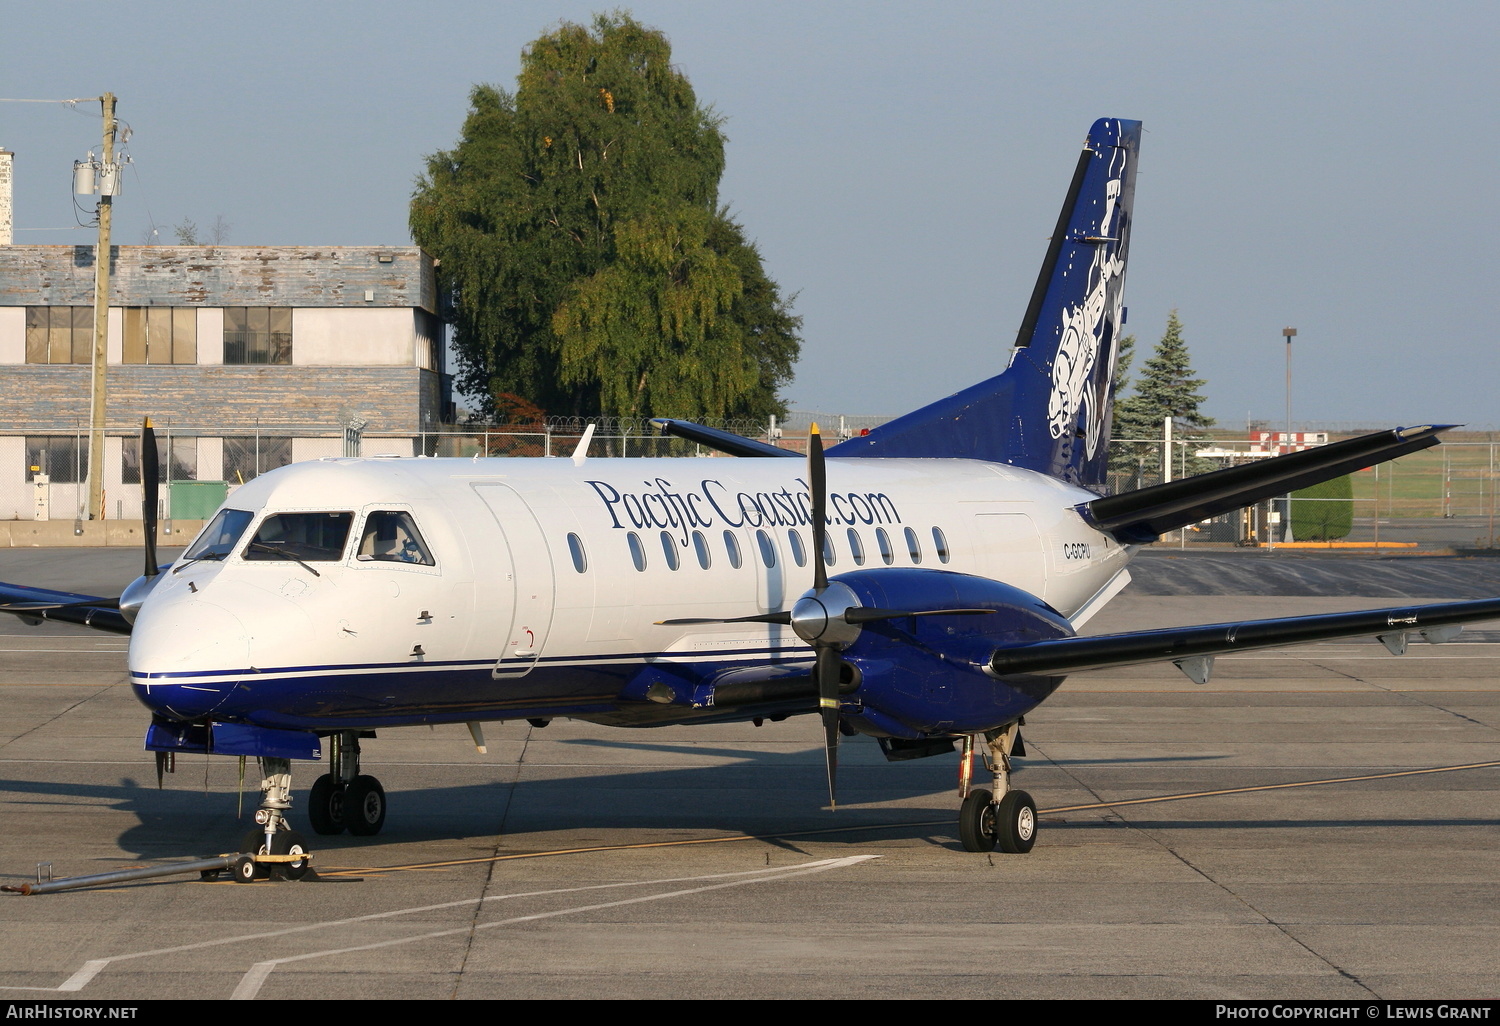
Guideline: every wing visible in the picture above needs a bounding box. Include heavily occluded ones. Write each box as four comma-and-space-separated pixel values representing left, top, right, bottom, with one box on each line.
0, 581, 132, 634
989, 596, 1500, 683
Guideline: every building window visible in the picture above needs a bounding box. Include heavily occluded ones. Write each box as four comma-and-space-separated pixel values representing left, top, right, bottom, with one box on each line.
416, 310, 443, 371
122, 435, 198, 483
222, 436, 293, 484
24, 308, 92, 364
224, 308, 292, 364
25, 436, 88, 483
123, 308, 197, 364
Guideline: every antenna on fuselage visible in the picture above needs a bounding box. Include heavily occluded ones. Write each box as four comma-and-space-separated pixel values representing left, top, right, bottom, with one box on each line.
570, 423, 596, 466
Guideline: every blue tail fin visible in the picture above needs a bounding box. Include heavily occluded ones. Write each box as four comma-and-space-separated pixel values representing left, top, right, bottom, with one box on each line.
828, 118, 1141, 491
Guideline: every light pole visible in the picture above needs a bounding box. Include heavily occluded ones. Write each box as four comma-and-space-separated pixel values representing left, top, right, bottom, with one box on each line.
1279, 326, 1297, 544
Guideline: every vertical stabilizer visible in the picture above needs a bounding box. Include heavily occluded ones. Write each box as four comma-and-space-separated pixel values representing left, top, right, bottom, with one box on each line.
829, 118, 1140, 491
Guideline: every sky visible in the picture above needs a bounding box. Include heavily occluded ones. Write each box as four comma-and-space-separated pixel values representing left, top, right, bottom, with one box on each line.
3, 1, 1496, 431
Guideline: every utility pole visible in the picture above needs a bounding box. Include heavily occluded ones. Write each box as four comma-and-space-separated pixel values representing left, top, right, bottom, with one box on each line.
85, 93, 117, 521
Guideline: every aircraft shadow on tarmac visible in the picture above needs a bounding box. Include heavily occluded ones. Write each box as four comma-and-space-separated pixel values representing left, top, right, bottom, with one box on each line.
0, 735, 1301, 870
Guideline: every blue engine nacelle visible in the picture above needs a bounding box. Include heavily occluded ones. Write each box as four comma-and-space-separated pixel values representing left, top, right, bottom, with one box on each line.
829, 569, 1074, 739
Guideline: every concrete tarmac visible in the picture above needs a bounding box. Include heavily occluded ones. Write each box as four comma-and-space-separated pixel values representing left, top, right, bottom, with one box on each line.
0, 548, 1497, 1001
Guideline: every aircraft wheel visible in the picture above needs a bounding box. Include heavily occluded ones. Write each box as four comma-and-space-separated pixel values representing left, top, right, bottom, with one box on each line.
345, 775, 386, 836
308, 774, 346, 836
238, 827, 272, 879
958, 788, 998, 852
230, 853, 257, 884
995, 790, 1037, 854
273, 830, 311, 881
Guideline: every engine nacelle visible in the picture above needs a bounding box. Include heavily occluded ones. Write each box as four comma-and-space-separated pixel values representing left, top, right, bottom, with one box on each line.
831, 568, 1074, 738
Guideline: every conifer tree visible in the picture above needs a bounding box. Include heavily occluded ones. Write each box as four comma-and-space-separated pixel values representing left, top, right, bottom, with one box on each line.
1108, 311, 1214, 481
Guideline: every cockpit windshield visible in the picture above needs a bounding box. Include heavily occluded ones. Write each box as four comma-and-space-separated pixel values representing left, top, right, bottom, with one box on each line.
356, 511, 435, 565
244, 512, 354, 562
182, 508, 255, 562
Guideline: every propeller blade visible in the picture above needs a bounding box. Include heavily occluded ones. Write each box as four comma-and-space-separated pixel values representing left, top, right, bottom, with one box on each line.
0, 598, 121, 612
140, 418, 160, 578
808, 423, 828, 594
844, 607, 998, 624
656, 611, 793, 626
814, 643, 842, 808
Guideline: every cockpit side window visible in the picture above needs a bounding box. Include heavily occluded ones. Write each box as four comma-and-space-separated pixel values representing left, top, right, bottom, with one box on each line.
184, 508, 254, 562
245, 512, 354, 562
356, 511, 435, 566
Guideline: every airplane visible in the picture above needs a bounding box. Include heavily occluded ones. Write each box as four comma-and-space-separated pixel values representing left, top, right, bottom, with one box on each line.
5, 117, 1497, 874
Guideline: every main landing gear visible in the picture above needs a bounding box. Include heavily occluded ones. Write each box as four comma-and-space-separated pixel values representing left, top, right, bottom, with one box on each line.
956, 720, 1036, 854
307, 731, 386, 836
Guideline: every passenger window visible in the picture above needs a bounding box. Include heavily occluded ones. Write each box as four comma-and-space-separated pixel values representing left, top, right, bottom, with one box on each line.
846, 528, 865, 566
723, 531, 743, 569
787, 530, 806, 567
356, 511, 435, 565
756, 530, 777, 568
692, 531, 711, 570
660, 531, 680, 570
567, 533, 588, 573
821, 533, 835, 567
932, 527, 950, 564
246, 512, 353, 563
876, 527, 894, 565
905, 527, 922, 564
628, 532, 647, 572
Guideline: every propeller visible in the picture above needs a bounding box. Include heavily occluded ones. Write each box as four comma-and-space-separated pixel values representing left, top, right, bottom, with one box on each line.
0, 419, 162, 628
141, 417, 160, 580
657, 422, 995, 808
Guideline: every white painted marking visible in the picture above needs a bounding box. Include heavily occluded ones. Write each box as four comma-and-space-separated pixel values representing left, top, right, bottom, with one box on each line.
0, 855, 877, 997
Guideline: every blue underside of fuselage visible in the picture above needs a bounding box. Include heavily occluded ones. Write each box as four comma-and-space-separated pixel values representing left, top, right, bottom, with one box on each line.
131, 649, 1060, 738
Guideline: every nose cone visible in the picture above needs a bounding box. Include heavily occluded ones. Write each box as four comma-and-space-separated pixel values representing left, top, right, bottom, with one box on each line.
129, 592, 251, 722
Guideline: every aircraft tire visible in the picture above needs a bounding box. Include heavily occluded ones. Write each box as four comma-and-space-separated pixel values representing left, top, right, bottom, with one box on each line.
345, 775, 387, 836
995, 790, 1037, 854
308, 774, 346, 836
958, 788, 998, 852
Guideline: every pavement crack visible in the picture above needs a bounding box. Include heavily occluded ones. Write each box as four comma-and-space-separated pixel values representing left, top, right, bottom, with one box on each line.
450, 723, 533, 999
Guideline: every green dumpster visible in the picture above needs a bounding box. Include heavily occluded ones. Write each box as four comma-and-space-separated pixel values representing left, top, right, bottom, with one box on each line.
170, 481, 230, 520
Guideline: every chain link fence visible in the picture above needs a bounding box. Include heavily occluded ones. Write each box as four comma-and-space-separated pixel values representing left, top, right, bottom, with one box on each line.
5, 421, 1496, 550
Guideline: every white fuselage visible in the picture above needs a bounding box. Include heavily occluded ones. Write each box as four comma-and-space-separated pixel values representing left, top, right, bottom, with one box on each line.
129, 454, 1129, 728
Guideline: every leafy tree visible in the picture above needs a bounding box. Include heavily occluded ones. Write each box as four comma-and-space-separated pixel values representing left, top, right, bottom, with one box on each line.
411, 12, 799, 423
1109, 311, 1215, 481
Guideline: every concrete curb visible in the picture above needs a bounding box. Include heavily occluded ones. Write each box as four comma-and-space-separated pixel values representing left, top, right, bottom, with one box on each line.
0, 520, 205, 547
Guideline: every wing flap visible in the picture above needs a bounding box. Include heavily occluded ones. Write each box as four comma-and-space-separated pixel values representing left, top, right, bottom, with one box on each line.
989, 596, 1500, 678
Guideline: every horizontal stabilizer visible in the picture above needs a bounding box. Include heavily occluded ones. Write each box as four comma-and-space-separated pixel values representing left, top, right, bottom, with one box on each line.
990, 595, 1500, 678
651, 418, 798, 459
1082, 425, 1452, 543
